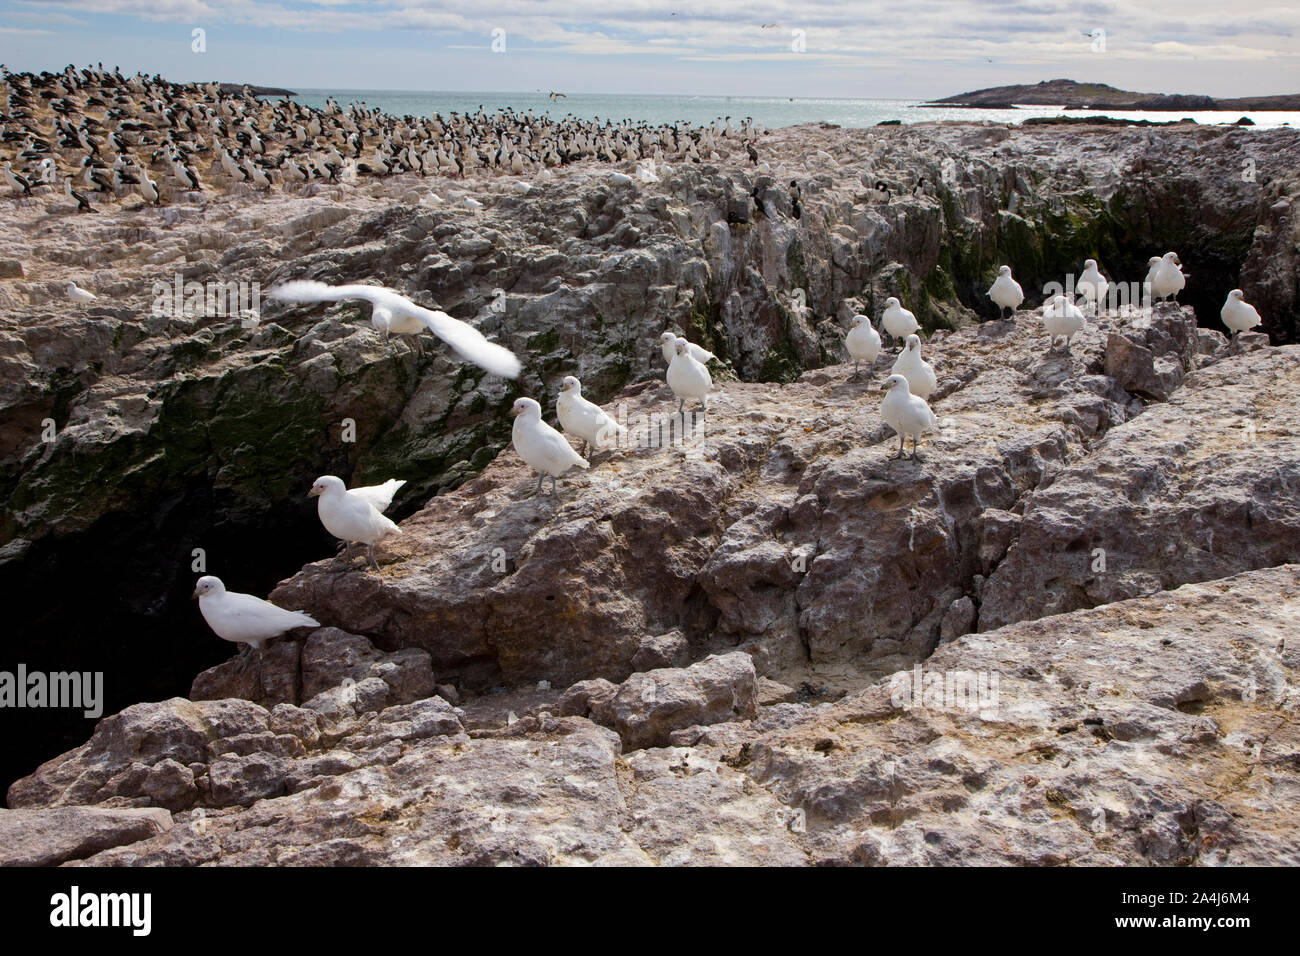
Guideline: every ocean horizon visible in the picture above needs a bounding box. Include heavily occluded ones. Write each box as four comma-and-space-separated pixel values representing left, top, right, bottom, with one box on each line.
282, 88, 1300, 129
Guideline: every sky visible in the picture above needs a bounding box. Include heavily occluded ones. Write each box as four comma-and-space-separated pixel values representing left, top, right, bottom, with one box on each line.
0, 1, 1297, 99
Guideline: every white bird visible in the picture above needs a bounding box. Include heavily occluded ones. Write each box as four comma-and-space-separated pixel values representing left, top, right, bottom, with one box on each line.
266, 280, 521, 378
880, 373, 938, 460
1042, 294, 1087, 353
463, 197, 483, 209
557, 375, 626, 456
987, 265, 1024, 319
844, 314, 881, 380
511, 397, 590, 497
659, 331, 714, 365
309, 475, 405, 569
890, 334, 937, 398
881, 297, 919, 345
193, 575, 319, 652
667, 338, 712, 417
137, 171, 159, 204
1150, 252, 1186, 303
1142, 256, 1161, 305
1221, 289, 1262, 338
610, 171, 633, 185
1077, 259, 1109, 314
66, 281, 96, 303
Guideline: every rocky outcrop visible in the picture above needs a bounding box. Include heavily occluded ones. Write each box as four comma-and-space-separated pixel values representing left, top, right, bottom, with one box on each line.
566, 652, 759, 750
190, 626, 437, 714
0, 806, 173, 866
980, 345, 1300, 630
6, 565, 1296, 865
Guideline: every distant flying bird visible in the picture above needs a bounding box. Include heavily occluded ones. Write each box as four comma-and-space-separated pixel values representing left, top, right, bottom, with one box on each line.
549, 91, 567, 102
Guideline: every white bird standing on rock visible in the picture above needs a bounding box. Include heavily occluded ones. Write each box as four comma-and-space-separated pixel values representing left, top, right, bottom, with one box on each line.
659, 331, 713, 365
557, 375, 626, 456
1150, 252, 1186, 303
193, 575, 319, 652
844, 314, 881, 380
881, 297, 919, 346
667, 338, 712, 417
987, 265, 1023, 319
267, 280, 521, 378
66, 281, 96, 303
1077, 259, 1109, 314
890, 334, 937, 398
511, 397, 590, 497
1042, 294, 1086, 353
309, 475, 405, 570
1221, 289, 1262, 339
880, 373, 938, 460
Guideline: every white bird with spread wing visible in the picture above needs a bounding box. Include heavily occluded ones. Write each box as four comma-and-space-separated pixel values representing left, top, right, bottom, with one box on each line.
267, 280, 521, 378
309, 474, 405, 570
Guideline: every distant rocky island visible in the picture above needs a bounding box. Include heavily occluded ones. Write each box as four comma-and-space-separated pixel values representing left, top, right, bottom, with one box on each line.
217, 81, 296, 97
928, 79, 1300, 111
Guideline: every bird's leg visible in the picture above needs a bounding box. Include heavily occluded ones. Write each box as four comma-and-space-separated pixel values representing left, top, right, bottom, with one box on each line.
852, 360, 860, 380
368, 543, 378, 570
580, 440, 588, 457
550, 475, 558, 498
678, 398, 685, 417
893, 432, 906, 459
911, 434, 923, 461
534, 473, 545, 497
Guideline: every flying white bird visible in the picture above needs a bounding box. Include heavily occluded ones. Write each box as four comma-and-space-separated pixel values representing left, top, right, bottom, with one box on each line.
193, 575, 319, 652
66, 281, 96, 303
890, 334, 937, 398
659, 331, 714, 365
267, 280, 521, 378
511, 397, 589, 497
1077, 259, 1109, 314
1150, 252, 1186, 303
667, 338, 712, 417
845, 314, 881, 380
309, 475, 405, 570
1221, 289, 1262, 339
881, 296, 919, 345
557, 375, 626, 456
987, 265, 1024, 319
1042, 294, 1087, 353
880, 373, 938, 460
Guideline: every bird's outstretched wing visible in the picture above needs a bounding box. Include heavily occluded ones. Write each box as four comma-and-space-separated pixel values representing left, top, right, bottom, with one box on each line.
404, 302, 523, 379
349, 478, 405, 513
266, 279, 397, 306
